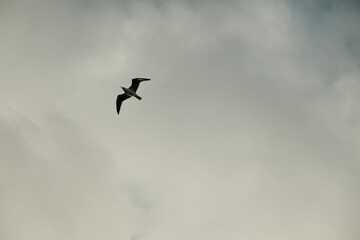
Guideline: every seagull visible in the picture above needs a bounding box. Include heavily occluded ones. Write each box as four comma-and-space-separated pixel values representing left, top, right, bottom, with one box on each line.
116, 78, 151, 114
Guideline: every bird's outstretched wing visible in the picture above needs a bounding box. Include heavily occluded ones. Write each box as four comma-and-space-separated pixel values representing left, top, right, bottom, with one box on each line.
129, 78, 151, 92
116, 94, 131, 114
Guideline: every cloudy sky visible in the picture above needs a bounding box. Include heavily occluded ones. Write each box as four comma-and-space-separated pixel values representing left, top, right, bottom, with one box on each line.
1, 0, 360, 239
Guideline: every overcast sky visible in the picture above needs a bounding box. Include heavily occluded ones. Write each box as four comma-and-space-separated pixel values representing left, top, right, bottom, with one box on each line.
1, 0, 359, 239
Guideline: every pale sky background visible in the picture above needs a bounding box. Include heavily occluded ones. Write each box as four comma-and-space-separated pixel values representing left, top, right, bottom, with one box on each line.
0, 0, 360, 239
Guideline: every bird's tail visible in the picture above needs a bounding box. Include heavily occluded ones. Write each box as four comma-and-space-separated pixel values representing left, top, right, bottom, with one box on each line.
135, 95, 142, 100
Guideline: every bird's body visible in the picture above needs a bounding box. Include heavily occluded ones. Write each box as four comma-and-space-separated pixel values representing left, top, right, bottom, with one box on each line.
116, 78, 151, 114
121, 87, 142, 100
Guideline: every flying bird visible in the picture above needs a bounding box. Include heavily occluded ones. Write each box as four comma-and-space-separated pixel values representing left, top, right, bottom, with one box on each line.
116, 78, 151, 114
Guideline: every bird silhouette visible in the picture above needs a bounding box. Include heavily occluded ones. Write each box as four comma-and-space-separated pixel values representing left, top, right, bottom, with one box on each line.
116, 78, 151, 114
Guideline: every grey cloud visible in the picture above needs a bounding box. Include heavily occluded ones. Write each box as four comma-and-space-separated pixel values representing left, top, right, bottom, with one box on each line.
0, 116, 146, 240
1, 0, 359, 239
